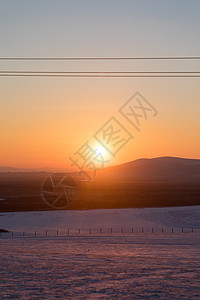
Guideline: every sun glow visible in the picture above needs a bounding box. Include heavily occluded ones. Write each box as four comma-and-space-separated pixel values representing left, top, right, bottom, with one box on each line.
95, 145, 106, 157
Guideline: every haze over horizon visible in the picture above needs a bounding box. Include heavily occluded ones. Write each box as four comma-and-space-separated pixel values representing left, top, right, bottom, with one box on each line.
1, 156, 200, 185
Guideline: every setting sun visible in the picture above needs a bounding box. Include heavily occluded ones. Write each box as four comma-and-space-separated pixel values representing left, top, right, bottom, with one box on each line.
95, 145, 106, 157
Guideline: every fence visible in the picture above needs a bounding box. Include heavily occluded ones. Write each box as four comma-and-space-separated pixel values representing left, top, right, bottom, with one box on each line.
0, 227, 198, 237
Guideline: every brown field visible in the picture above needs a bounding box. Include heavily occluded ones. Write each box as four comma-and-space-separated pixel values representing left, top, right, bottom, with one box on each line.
0, 172, 200, 212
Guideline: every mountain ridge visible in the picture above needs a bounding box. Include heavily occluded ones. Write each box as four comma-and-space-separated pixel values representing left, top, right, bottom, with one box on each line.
1, 156, 200, 182
99, 156, 200, 182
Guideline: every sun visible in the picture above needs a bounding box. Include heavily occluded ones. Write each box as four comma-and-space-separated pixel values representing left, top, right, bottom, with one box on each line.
95, 145, 106, 157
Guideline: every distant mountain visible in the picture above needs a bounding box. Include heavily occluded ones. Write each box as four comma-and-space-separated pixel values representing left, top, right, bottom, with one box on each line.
1, 157, 200, 182
0, 166, 68, 173
0, 166, 26, 172
99, 157, 200, 182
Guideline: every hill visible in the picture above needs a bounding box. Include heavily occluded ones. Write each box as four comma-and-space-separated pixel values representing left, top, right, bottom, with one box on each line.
99, 157, 200, 183
0, 157, 200, 212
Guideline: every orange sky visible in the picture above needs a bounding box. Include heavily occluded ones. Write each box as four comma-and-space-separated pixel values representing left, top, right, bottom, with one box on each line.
1, 76, 200, 169
1, 1, 200, 169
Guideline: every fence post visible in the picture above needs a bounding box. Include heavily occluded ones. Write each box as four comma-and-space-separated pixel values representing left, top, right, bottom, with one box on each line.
192, 228, 194, 233
23, 231, 25, 236
89, 228, 91, 234
57, 230, 58, 236
67, 229, 69, 235
131, 227, 133, 233
121, 228, 123, 233
152, 228, 154, 233
110, 228, 112, 234
100, 228, 102, 234
172, 228, 174, 233
162, 228, 164, 233
182, 228, 183, 233
78, 229, 80, 234
11, 231, 13, 236
46, 230, 47, 236
142, 228, 144, 233
35, 231, 36, 236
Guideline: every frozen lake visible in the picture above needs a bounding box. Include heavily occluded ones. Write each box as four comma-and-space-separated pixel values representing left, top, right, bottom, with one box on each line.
1, 207, 200, 299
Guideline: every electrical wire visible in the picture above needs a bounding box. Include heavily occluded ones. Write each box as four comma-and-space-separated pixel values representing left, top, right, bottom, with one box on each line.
0, 56, 200, 60
1, 74, 200, 77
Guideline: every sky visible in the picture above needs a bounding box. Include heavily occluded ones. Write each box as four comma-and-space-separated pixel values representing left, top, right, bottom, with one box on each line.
0, 0, 200, 169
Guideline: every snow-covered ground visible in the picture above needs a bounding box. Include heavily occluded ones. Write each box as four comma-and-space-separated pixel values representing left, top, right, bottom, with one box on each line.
1, 207, 200, 299
1, 206, 200, 234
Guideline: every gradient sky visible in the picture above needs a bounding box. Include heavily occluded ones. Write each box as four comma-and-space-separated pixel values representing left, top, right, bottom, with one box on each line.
0, 0, 200, 169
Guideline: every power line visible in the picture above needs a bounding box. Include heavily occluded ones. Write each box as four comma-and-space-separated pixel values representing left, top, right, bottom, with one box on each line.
0, 71, 200, 74
1, 74, 200, 77
0, 56, 200, 61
